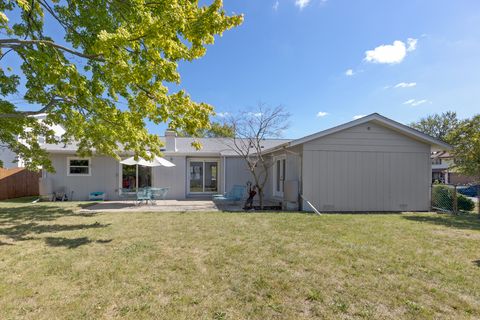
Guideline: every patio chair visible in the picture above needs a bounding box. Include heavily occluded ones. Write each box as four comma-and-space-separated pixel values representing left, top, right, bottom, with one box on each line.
136, 188, 152, 206
52, 188, 73, 202
213, 185, 246, 203
150, 187, 169, 204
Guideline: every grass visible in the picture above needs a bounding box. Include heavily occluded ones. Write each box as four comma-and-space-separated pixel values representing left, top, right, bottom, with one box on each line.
1, 201, 480, 319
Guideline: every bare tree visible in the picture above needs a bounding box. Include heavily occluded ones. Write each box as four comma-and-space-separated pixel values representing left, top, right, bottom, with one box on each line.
224, 104, 290, 209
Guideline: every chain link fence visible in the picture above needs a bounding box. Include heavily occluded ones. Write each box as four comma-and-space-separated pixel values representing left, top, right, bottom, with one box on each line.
431, 184, 478, 214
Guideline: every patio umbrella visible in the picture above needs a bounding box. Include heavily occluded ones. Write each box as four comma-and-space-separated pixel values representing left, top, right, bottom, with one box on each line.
120, 155, 175, 193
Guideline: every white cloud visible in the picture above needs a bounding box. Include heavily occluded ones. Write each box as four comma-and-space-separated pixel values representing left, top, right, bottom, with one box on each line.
407, 38, 418, 52
345, 69, 354, 76
216, 112, 230, 118
316, 111, 328, 117
411, 99, 428, 106
295, 0, 310, 9
394, 82, 417, 88
353, 115, 366, 120
248, 112, 263, 117
273, 1, 279, 10
364, 38, 418, 64
404, 99, 428, 106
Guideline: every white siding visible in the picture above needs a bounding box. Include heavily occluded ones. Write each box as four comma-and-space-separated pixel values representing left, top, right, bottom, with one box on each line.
302, 122, 431, 212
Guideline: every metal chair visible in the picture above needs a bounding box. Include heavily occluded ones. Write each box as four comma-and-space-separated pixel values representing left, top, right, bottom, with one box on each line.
213, 185, 246, 203
136, 188, 152, 205
149, 187, 169, 204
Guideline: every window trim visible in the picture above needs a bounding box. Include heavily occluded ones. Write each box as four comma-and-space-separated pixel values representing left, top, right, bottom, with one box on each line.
118, 161, 154, 193
67, 157, 91, 176
187, 158, 220, 194
273, 155, 286, 198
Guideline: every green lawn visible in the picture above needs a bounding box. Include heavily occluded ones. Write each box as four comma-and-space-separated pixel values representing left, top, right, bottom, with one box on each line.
1, 200, 480, 319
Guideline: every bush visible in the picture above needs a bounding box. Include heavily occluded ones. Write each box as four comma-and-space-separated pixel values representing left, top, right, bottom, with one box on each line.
431, 185, 475, 212
458, 194, 475, 211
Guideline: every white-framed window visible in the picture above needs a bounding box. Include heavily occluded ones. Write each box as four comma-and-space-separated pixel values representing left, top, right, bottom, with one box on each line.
273, 155, 286, 197
67, 157, 91, 176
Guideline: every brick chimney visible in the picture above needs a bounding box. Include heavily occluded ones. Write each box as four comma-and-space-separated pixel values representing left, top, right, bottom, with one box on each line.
165, 130, 177, 152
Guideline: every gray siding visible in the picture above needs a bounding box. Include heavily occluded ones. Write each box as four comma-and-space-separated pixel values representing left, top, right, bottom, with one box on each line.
224, 157, 273, 199
152, 156, 187, 199
302, 122, 431, 212
45, 154, 227, 201
45, 154, 119, 201
224, 157, 251, 198
45, 154, 189, 200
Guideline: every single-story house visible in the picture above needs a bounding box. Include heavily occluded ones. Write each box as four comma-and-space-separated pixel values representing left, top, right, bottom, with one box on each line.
4, 113, 451, 211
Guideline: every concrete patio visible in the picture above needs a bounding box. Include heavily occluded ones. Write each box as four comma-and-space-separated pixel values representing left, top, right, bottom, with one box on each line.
80, 199, 233, 213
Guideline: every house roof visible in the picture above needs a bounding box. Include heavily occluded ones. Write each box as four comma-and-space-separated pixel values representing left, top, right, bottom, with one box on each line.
263, 113, 452, 154
40, 113, 450, 156
41, 137, 291, 156
431, 151, 452, 159
172, 137, 291, 156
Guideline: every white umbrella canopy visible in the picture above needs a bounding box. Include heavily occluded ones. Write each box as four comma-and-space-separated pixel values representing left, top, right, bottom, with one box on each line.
120, 156, 175, 167
120, 155, 175, 193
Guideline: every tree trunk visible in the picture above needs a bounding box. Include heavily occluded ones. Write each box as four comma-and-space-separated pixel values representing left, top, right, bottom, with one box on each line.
477, 184, 480, 217
258, 188, 264, 210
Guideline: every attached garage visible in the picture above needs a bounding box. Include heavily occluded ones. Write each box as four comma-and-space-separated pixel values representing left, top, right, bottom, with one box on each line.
272, 113, 451, 212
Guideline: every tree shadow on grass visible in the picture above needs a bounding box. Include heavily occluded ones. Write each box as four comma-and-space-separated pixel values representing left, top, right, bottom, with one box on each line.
45, 237, 112, 249
402, 214, 480, 231
0, 221, 110, 241
0, 204, 97, 225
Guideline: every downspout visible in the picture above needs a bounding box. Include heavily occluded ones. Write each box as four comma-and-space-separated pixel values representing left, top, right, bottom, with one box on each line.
300, 194, 321, 215
223, 156, 227, 193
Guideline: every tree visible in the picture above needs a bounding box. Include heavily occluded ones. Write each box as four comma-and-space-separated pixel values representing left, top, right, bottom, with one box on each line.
224, 105, 290, 209
447, 115, 480, 215
176, 121, 235, 138
410, 111, 459, 142
0, 0, 242, 171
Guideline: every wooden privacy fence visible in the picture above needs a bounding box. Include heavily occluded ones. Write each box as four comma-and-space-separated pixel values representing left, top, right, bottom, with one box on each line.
0, 168, 41, 200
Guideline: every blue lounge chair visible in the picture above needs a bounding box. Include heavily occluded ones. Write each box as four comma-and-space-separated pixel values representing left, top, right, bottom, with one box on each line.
213, 185, 246, 203
89, 191, 105, 201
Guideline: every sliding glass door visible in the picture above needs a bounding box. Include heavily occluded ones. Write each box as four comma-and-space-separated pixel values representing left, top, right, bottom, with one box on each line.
189, 161, 204, 193
121, 165, 152, 192
188, 159, 219, 194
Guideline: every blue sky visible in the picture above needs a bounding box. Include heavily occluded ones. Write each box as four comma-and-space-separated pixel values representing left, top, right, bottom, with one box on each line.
167, 0, 480, 138
5, 0, 480, 139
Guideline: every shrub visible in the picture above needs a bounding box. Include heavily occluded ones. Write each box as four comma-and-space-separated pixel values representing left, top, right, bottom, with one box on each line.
458, 194, 475, 211
431, 185, 475, 212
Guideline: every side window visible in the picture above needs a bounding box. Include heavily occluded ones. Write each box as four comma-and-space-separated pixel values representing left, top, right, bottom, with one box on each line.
275, 157, 286, 195
68, 158, 90, 175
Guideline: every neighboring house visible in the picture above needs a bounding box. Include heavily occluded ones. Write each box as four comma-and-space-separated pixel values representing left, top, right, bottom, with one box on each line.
0, 146, 18, 169
4, 113, 451, 211
0, 113, 65, 169
431, 151, 477, 185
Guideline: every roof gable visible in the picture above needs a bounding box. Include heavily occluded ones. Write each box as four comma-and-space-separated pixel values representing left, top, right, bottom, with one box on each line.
288, 113, 451, 150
